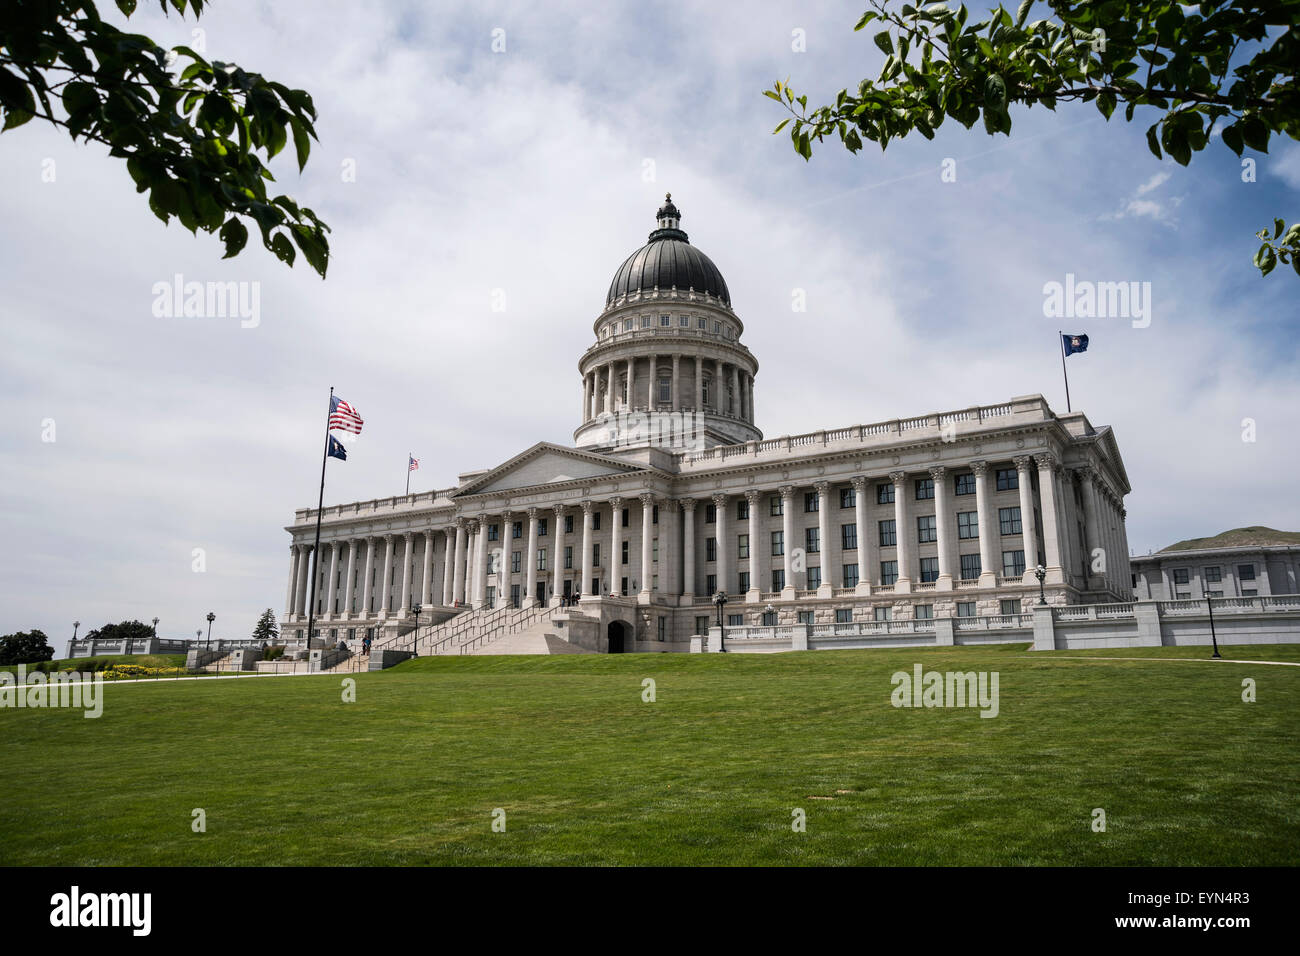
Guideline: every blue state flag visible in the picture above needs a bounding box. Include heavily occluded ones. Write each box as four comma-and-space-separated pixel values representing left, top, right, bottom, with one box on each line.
1062, 333, 1089, 356
327, 435, 347, 461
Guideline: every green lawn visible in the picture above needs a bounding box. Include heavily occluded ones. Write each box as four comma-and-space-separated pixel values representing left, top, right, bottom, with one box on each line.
1, 644, 1297, 866
0, 654, 187, 675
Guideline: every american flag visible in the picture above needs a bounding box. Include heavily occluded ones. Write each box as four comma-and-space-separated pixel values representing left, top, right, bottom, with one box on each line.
329, 395, 364, 434
408, 455, 420, 472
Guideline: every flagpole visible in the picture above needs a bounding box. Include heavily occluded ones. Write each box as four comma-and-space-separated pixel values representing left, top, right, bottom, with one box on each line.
405, 453, 411, 496
1058, 329, 1072, 413
305, 386, 333, 654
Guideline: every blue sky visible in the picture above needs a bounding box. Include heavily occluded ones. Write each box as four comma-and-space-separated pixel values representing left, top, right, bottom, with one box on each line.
1, 0, 1297, 644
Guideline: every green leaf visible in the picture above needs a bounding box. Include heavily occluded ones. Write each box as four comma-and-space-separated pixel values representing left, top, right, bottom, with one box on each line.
1220, 124, 1243, 156
1016, 0, 1032, 27
289, 115, 311, 172
270, 231, 296, 265
1145, 124, 1162, 159
1274, 218, 1284, 240
219, 217, 249, 258
1240, 116, 1268, 153
773, 118, 790, 134
874, 31, 893, 55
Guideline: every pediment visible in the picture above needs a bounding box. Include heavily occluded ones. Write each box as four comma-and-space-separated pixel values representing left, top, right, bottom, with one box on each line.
454, 443, 651, 497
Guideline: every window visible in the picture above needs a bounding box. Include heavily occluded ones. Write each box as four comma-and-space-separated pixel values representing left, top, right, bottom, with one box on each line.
877, 483, 895, 504
957, 602, 976, 617
874, 606, 891, 622
841, 487, 856, 508
738, 571, 750, 591
640, 316, 651, 328
798, 611, 814, 625
915, 478, 934, 500
1204, 566, 1222, 582
696, 616, 709, 635
486, 586, 496, 606
917, 515, 937, 543
805, 492, 819, 513
653, 506, 659, 525
680, 315, 689, 327
955, 473, 975, 496
996, 468, 1018, 491
771, 531, 784, 556
705, 503, 716, 524
806, 527, 820, 554
510, 521, 521, 539
842, 523, 858, 550
915, 604, 934, 619
835, 608, 853, 624
706, 538, 717, 562
623, 318, 633, 331
702, 379, 710, 405
619, 576, 628, 596
808, 567, 821, 589
621, 508, 630, 528
510, 551, 521, 573
957, 511, 979, 539
653, 538, 659, 561
728, 614, 744, 627
1242, 588, 1258, 597
881, 560, 898, 585
564, 514, 574, 534
771, 569, 785, 591
714, 320, 722, 333
658, 378, 670, 402
593, 543, 601, 567
1237, 564, 1256, 581
737, 534, 750, 559
960, 553, 982, 580
1207, 590, 1224, 598
1175, 591, 1191, 600
592, 512, 601, 531
843, 563, 859, 588
487, 523, 499, 541
1173, 568, 1190, 585
737, 499, 749, 520
564, 546, 572, 569
621, 540, 629, 565
770, 495, 783, 516
1000, 599, 1020, 615
537, 549, 547, 571
1002, 550, 1025, 577
510, 584, 520, 608
538, 518, 548, 537
659, 314, 670, 327
999, 507, 1022, 535
879, 519, 896, 547
706, 574, 717, 595
657, 616, 666, 641
919, 556, 939, 583
697, 317, 707, 329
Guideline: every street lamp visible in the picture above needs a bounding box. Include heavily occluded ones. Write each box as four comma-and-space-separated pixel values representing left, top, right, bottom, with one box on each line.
1034, 565, 1047, 606
1204, 587, 1221, 659
410, 601, 422, 657
205, 611, 215, 652
713, 590, 728, 652
763, 602, 776, 626
72, 620, 80, 642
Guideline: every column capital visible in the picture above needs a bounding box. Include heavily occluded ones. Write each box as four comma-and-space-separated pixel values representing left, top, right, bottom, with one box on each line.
928, 465, 947, 481
813, 480, 830, 495
680, 497, 697, 513
659, 498, 679, 513
969, 459, 989, 476
1034, 452, 1057, 470
553, 503, 567, 518
711, 491, 728, 508
887, 470, 906, 483
608, 495, 623, 510
778, 484, 795, 500
638, 492, 656, 507
850, 475, 868, 491
403, 530, 413, 541
581, 500, 595, 515
1013, 454, 1034, 473
455, 516, 468, 530
526, 507, 539, 520
744, 488, 762, 505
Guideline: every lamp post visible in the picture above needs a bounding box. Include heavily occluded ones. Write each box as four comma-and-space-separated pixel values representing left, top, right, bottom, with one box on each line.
205, 611, 215, 651
1034, 564, 1047, 606
72, 620, 80, 642
150, 617, 159, 655
763, 602, 776, 626
713, 590, 728, 652
1204, 587, 1221, 659
410, 601, 421, 657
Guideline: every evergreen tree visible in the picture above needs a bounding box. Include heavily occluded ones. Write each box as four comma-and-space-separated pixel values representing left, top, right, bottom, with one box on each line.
251, 609, 279, 644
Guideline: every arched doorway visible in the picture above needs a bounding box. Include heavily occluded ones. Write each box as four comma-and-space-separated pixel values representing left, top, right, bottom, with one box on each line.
607, 621, 628, 654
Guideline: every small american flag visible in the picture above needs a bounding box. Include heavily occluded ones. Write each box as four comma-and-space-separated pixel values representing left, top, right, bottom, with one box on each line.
329, 395, 364, 434
408, 455, 420, 472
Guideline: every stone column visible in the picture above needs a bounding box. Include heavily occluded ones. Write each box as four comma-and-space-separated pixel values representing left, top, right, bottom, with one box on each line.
1036, 454, 1064, 584
694, 356, 703, 410
647, 353, 657, 406
608, 496, 624, 595
852, 476, 873, 594
730, 366, 740, 417
580, 501, 595, 598
815, 481, 833, 597
746, 489, 763, 602
421, 530, 434, 605
525, 508, 540, 607
639, 493, 655, 601
930, 466, 955, 590
714, 359, 724, 412
662, 499, 679, 598
713, 492, 730, 596
379, 535, 394, 618
452, 519, 467, 604
626, 357, 634, 410
497, 512, 512, 607
294, 544, 312, 616
681, 498, 697, 601
889, 471, 914, 592
342, 540, 358, 618
583, 373, 591, 422
748, 376, 755, 424
360, 539, 375, 616
325, 542, 340, 618
780, 484, 796, 598
1013, 456, 1039, 582
285, 545, 299, 615
397, 532, 414, 616
605, 363, 615, 414
671, 353, 681, 409
474, 520, 490, 607
971, 461, 997, 587
551, 505, 567, 606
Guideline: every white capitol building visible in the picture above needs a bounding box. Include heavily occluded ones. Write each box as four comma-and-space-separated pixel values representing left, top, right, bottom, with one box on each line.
282, 196, 1135, 655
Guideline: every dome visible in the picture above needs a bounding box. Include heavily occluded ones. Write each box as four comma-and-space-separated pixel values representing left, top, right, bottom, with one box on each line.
605, 195, 731, 307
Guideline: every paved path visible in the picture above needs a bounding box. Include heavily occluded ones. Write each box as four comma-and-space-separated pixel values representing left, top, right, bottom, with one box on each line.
1048, 656, 1300, 667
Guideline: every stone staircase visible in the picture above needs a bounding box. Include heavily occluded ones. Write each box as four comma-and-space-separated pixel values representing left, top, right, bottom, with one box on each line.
367, 603, 592, 663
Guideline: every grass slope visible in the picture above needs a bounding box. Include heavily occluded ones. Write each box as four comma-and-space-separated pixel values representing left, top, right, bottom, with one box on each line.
1, 645, 1297, 866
